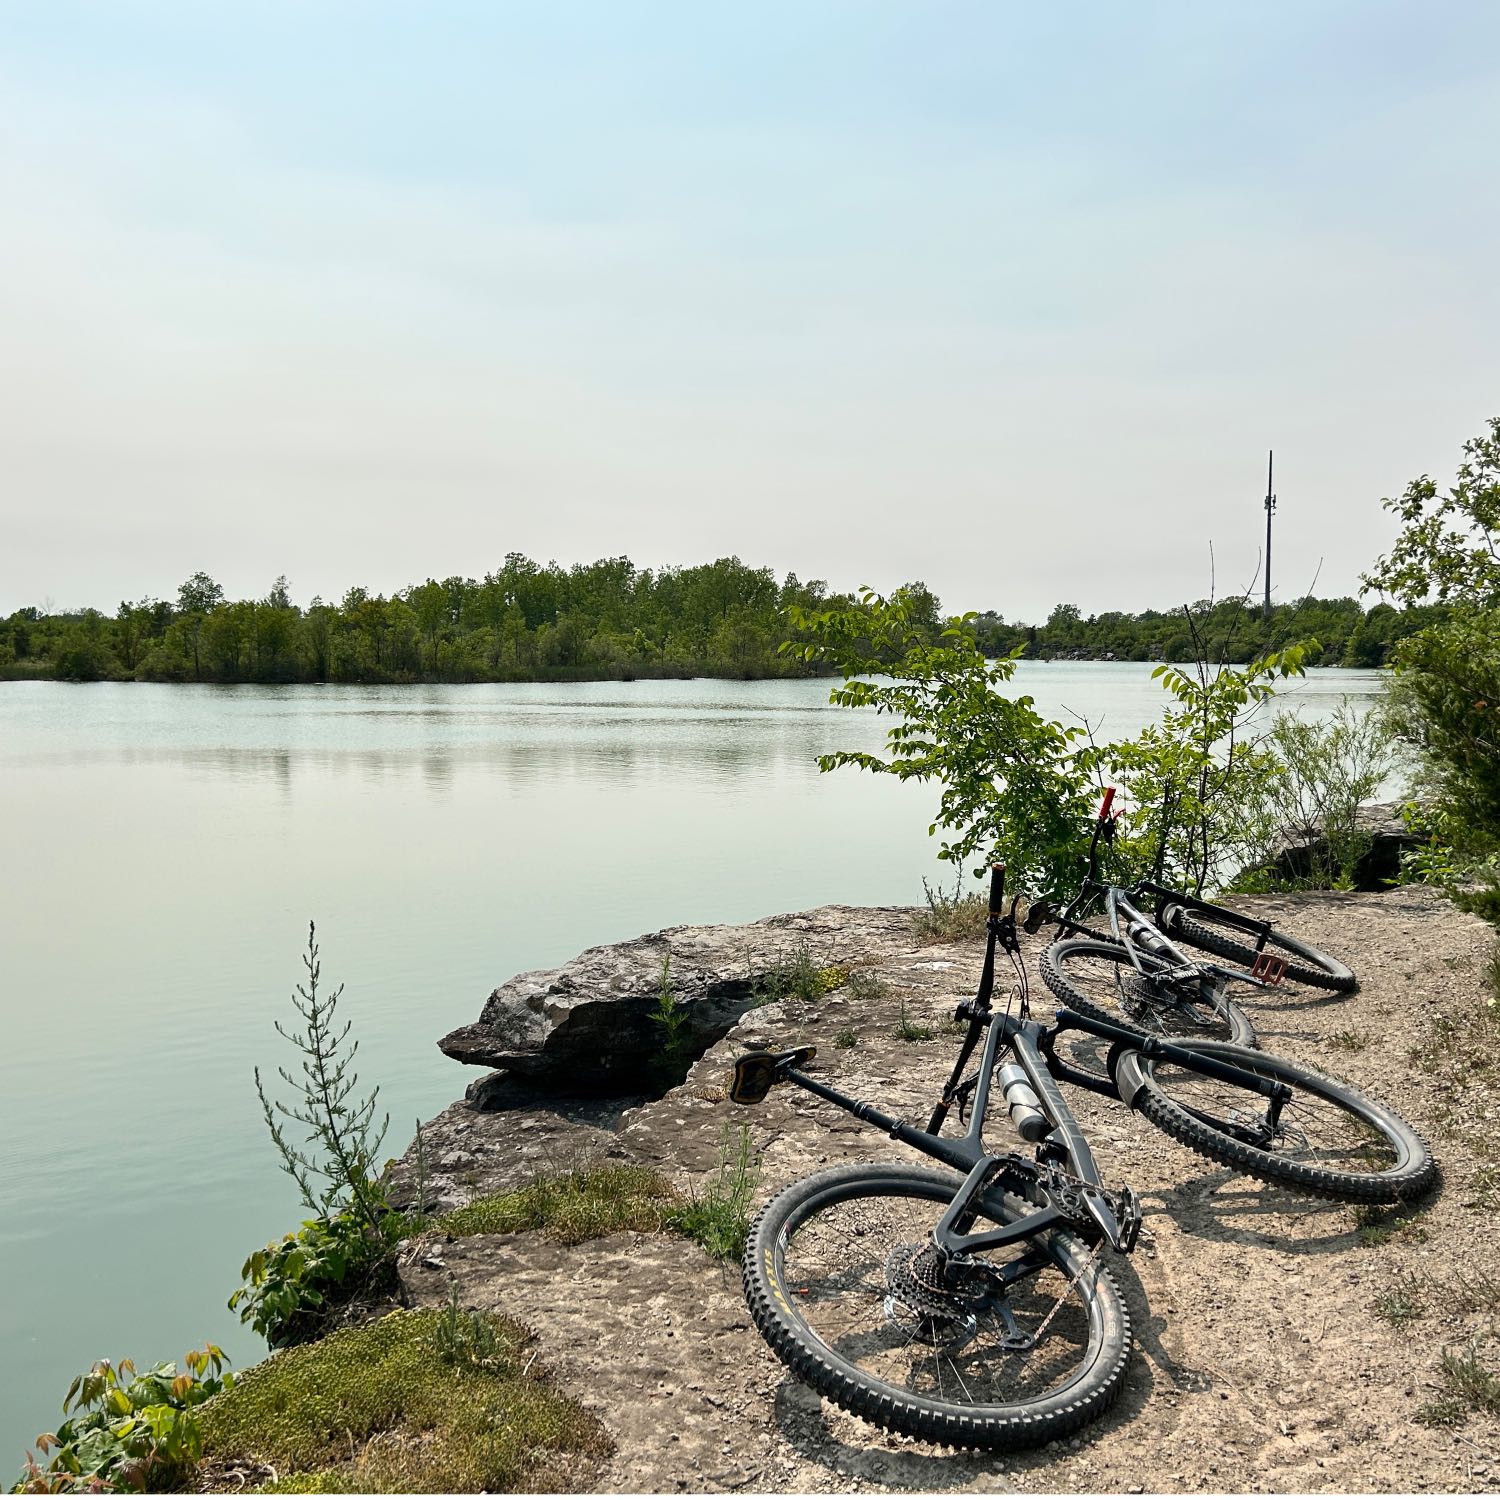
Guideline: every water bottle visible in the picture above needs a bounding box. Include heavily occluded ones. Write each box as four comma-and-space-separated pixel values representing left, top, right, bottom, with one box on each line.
997, 1062, 1049, 1142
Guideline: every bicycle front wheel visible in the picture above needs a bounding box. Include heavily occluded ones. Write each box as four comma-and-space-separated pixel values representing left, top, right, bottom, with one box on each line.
1160, 901, 1356, 992
742, 1164, 1131, 1449
1040, 937, 1257, 1051
1114, 1040, 1435, 1203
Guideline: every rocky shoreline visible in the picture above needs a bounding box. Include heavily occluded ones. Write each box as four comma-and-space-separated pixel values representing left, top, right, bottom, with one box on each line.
394, 888, 1499, 1493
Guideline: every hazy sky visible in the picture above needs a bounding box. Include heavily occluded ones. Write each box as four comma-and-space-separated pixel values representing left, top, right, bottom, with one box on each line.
2, 2, 1497, 622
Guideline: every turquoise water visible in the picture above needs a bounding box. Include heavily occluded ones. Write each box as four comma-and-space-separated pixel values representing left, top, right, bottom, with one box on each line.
0, 665, 1384, 1465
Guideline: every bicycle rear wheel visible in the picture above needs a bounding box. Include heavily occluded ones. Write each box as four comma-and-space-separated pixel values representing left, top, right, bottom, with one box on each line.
1040, 937, 1256, 1080
742, 1163, 1131, 1449
1114, 1040, 1435, 1203
1160, 901, 1356, 992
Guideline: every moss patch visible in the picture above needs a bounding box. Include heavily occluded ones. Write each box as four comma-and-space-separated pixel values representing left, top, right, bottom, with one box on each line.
441, 1162, 679, 1245
198, 1308, 608, 1493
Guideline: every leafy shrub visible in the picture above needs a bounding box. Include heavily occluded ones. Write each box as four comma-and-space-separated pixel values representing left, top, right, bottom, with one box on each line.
754, 942, 845, 1005
16, 1347, 231, 1493
788, 586, 1310, 898
229, 1210, 393, 1349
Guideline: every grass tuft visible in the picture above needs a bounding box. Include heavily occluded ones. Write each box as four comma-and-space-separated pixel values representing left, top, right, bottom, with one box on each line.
668, 1124, 759, 1262
1352, 1204, 1429, 1249
913, 876, 988, 943
442, 1163, 678, 1246
893, 997, 935, 1043
753, 943, 848, 1006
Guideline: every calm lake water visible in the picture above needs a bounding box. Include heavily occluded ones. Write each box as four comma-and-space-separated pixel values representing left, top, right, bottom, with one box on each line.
0, 664, 1384, 1464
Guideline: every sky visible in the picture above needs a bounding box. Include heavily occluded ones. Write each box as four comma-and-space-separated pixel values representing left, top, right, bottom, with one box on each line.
2, 1, 1497, 624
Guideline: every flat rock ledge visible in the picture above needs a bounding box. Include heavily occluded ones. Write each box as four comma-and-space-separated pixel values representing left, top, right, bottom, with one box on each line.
437, 904, 915, 1092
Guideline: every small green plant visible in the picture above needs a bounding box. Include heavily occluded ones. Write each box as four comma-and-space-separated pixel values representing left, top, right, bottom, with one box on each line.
16, 1347, 232, 1493
1414, 1394, 1468, 1428
847, 966, 887, 1002
256, 922, 390, 1235
753, 942, 845, 1006
914, 875, 989, 943
1330, 1028, 1373, 1053
431, 1281, 507, 1372
670, 1124, 760, 1261
1353, 1204, 1429, 1249
649, 954, 693, 1077
893, 997, 934, 1043
444, 1162, 678, 1245
1432, 1342, 1500, 1418
233, 923, 398, 1348
832, 1026, 857, 1049
1375, 1278, 1424, 1328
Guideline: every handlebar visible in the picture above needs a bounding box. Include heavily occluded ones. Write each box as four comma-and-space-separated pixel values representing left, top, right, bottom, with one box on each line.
988, 863, 1006, 915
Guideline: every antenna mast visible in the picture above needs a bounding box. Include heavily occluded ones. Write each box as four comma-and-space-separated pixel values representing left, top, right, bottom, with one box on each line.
1263, 450, 1276, 621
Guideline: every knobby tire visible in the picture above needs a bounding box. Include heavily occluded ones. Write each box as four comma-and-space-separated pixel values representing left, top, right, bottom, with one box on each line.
742, 1163, 1132, 1449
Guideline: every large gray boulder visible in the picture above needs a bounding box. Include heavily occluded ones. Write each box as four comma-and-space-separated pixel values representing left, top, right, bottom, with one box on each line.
437, 904, 915, 1093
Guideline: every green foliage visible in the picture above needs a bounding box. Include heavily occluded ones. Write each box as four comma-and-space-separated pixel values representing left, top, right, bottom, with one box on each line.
912, 875, 990, 942
786, 586, 1104, 894
233, 923, 396, 1348
792, 586, 1311, 898
16, 1347, 231, 1493
431, 1282, 508, 1373
229, 1211, 392, 1350
1385, 609, 1500, 859
668, 1124, 759, 1262
648, 955, 692, 1078
1365, 420, 1500, 891
846, 966, 886, 1002
753, 941, 844, 1005
197, 1308, 608, 1493
256, 923, 390, 1235
442, 1163, 679, 1245
1230, 702, 1395, 889
892, 998, 935, 1043
1109, 645, 1310, 894
1364, 416, 1500, 610
832, 1026, 858, 1049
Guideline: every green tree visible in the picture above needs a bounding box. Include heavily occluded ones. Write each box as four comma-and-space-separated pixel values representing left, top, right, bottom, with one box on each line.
1365, 418, 1500, 869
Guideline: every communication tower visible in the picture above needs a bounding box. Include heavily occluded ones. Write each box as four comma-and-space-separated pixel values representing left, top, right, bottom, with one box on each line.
1264, 451, 1276, 621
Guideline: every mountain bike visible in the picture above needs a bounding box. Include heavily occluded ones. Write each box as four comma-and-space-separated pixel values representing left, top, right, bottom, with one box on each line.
1026, 790, 1357, 1078
1040, 787, 1358, 995
729, 865, 1433, 1450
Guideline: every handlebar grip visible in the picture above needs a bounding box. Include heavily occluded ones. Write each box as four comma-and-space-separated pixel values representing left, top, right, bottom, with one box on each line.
988, 863, 1006, 914
1099, 787, 1116, 820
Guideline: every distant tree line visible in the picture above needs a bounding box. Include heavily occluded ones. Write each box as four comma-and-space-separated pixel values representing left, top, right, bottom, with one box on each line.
973, 594, 1448, 669
0, 553, 1440, 685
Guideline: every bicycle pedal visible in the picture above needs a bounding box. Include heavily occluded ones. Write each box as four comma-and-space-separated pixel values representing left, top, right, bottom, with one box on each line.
1250, 952, 1288, 985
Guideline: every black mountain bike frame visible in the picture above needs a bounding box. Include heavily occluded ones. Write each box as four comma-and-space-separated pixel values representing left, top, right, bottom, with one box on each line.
734, 863, 1293, 1264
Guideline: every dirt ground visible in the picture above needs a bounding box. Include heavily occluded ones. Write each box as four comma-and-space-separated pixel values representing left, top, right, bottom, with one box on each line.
402, 887, 1500, 1493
